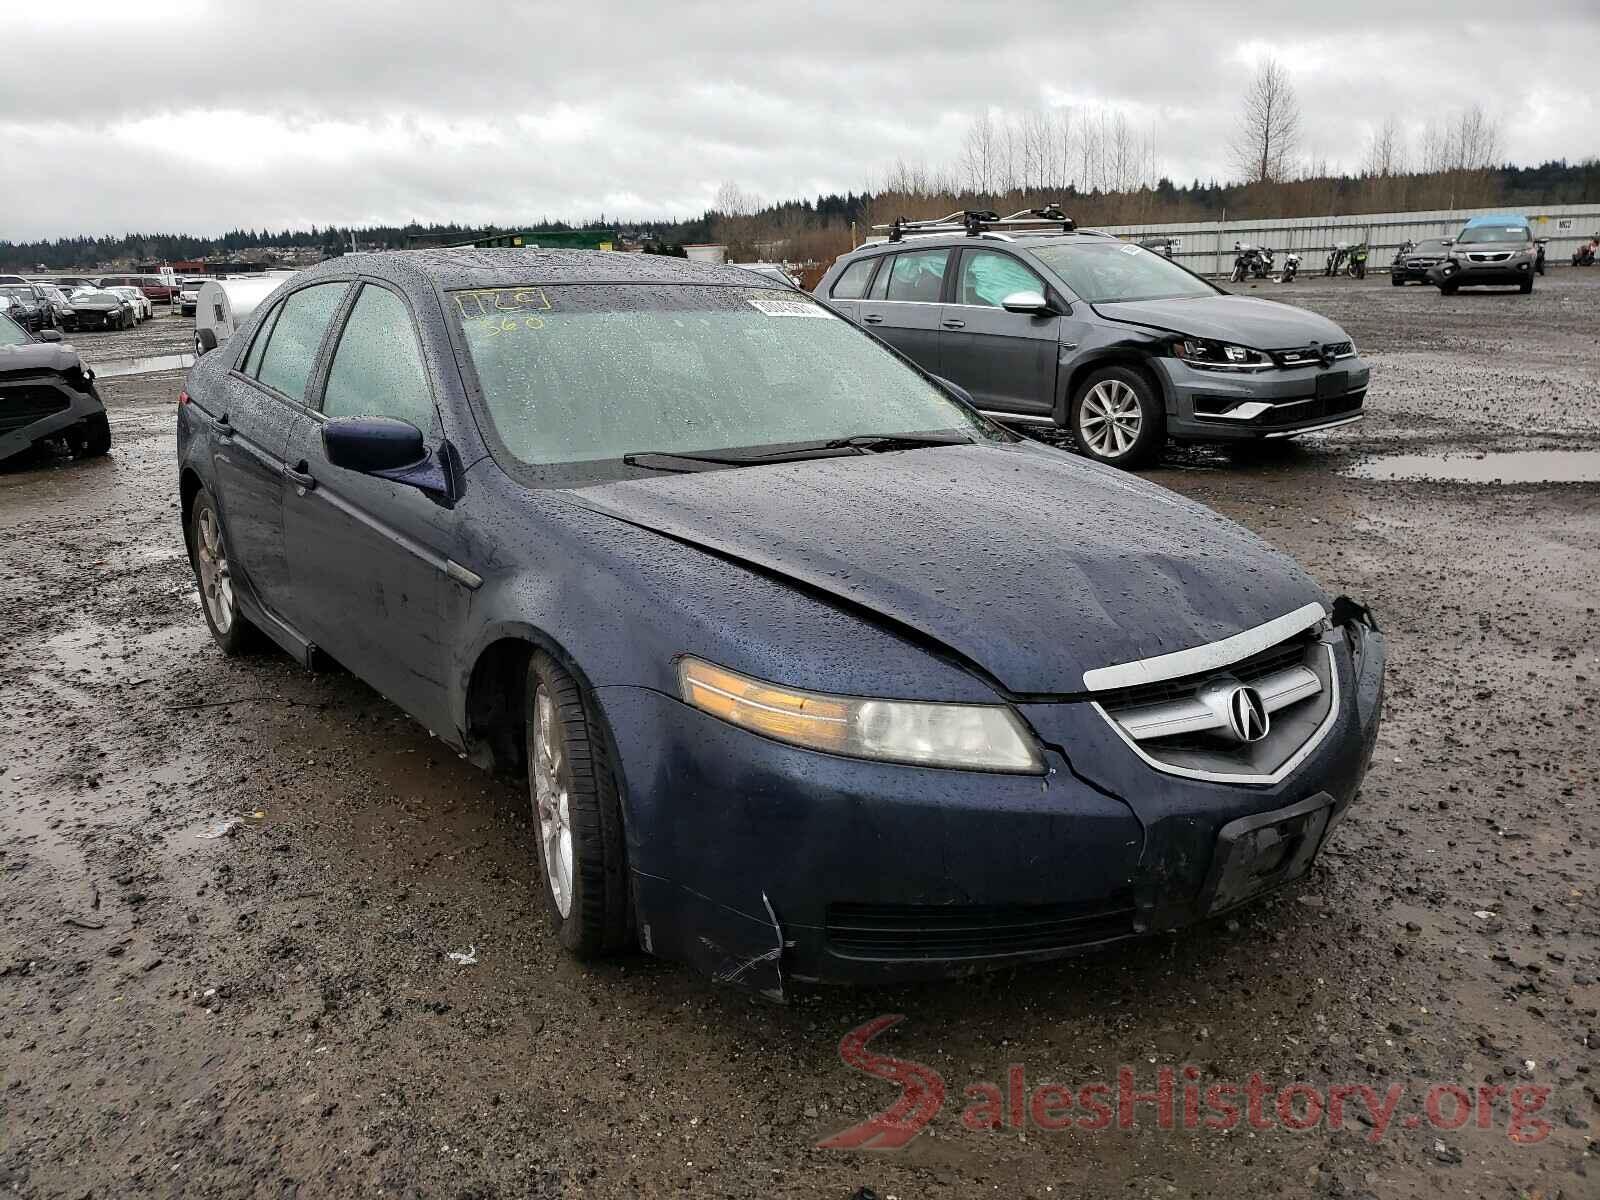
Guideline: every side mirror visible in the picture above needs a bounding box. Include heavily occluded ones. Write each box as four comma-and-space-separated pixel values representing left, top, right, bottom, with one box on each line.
1000, 290, 1053, 316
321, 416, 451, 498
323, 416, 426, 473
196, 327, 218, 354
1441, 238, 1454, 247
39, 329, 63, 343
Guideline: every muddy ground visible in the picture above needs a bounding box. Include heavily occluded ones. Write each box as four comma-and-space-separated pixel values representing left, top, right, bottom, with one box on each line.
2, 276, 1597, 1199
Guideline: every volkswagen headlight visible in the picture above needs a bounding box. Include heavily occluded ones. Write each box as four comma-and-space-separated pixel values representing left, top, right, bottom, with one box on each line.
678, 658, 1043, 773
1170, 338, 1271, 371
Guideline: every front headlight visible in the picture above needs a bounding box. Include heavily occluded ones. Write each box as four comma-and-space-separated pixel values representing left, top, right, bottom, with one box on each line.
678, 657, 1043, 774
1170, 337, 1271, 371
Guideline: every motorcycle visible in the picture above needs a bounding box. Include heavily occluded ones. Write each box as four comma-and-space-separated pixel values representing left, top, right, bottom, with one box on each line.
1325, 242, 1350, 276
1278, 251, 1301, 283
1230, 242, 1273, 282
1535, 239, 1546, 276
1347, 242, 1369, 280
1573, 236, 1597, 267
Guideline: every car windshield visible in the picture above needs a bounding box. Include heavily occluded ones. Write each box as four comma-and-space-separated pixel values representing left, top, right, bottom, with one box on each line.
0, 312, 30, 346
453, 284, 999, 477
1030, 241, 1217, 303
1460, 225, 1530, 244
1414, 240, 1447, 254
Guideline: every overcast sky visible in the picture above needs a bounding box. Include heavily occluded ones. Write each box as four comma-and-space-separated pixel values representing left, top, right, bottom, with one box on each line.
4, 1, 1596, 241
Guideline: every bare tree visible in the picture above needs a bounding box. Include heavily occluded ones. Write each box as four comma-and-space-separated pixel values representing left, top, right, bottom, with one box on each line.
1230, 58, 1302, 183
960, 112, 998, 195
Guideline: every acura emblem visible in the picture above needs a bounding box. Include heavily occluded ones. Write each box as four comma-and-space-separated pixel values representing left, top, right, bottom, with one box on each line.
1226, 685, 1270, 743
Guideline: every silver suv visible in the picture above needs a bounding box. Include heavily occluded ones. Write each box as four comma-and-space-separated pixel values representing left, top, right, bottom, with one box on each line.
816, 211, 1371, 468
1431, 216, 1537, 294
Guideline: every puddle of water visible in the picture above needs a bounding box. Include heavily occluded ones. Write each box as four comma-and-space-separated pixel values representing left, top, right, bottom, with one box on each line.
1347, 449, 1600, 484
93, 353, 195, 379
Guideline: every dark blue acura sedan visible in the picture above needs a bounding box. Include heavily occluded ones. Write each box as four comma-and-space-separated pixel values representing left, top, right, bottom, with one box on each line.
176, 250, 1385, 998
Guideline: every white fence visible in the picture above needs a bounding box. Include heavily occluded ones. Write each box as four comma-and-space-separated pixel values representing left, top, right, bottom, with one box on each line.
1097, 203, 1600, 276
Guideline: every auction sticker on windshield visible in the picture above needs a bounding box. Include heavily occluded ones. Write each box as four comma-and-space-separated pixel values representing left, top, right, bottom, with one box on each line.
746, 295, 833, 318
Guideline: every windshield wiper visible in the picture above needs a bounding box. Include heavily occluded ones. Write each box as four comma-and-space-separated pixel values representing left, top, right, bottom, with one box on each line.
750, 432, 975, 459
623, 432, 975, 473
621, 450, 766, 472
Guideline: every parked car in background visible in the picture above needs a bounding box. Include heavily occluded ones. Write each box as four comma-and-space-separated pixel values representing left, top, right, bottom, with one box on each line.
173, 249, 1384, 994
66, 287, 135, 331
177, 277, 205, 316
0, 309, 110, 464
1390, 237, 1450, 285
37, 285, 77, 331
1429, 214, 1538, 294
818, 215, 1370, 467
100, 273, 180, 306
108, 285, 154, 322
0, 284, 47, 333
47, 276, 99, 292
0, 275, 30, 286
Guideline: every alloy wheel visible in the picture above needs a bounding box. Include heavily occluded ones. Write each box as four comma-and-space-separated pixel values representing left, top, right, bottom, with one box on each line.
195, 507, 234, 634
1078, 379, 1144, 458
532, 685, 574, 918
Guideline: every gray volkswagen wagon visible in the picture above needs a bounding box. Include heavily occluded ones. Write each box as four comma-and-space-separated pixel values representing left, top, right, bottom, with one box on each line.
816, 211, 1371, 468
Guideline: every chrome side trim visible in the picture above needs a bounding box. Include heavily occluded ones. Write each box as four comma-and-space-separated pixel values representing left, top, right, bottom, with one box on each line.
445, 559, 483, 590
979, 410, 1056, 425
1262, 413, 1365, 439
1081, 601, 1327, 692
1114, 664, 1321, 741
1093, 643, 1341, 785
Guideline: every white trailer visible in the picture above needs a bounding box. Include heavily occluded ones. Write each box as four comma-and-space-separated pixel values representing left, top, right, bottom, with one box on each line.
193, 276, 290, 355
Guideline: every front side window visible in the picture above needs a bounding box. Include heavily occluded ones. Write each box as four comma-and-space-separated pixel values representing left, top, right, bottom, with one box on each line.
1031, 242, 1218, 304
884, 250, 949, 303
322, 285, 435, 431
957, 250, 1044, 307
452, 284, 1000, 479
829, 257, 877, 300
251, 282, 348, 402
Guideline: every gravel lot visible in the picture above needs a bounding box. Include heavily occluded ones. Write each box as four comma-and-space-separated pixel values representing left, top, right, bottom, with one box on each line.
2, 276, 1597, 1199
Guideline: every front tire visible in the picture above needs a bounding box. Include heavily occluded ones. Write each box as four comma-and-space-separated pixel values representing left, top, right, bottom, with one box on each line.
1519, 276, 1534, 294
1070, 366, 1164, 469
188, 488, 257, 655
526, 651, 629, 957
1391, 272, 1404, 286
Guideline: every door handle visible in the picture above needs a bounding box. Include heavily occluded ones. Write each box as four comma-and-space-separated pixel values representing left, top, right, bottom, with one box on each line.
941, 318, 966, 329
210, 412, 232, 440
861, 314, 884, 325
283, 462, 316, 490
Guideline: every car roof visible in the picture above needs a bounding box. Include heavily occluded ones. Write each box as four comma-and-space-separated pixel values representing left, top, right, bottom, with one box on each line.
294, 249, 786, 293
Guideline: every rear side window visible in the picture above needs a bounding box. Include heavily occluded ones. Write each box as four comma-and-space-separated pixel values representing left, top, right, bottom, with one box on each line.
829, 257, 877, 300
242, 304, 279, 376
321, 285, 435, 431
884, 249, 948, 302
250, 283, 348, 402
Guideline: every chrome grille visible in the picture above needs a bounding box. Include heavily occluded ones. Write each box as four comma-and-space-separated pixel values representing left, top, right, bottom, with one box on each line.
1088, 611, 1341, 785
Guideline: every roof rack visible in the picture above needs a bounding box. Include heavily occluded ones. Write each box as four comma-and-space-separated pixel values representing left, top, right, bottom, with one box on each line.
875, 205, 1076, 243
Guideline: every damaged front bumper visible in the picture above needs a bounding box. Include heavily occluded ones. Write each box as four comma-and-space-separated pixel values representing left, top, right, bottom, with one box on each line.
598, 610, 1386, 998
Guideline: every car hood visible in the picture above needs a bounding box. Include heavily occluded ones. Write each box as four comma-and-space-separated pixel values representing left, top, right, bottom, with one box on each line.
0, 342, 86, 377
1093, 294, 1350, 350
1452, 240, 1531, 254
559, 443, 1327, 695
